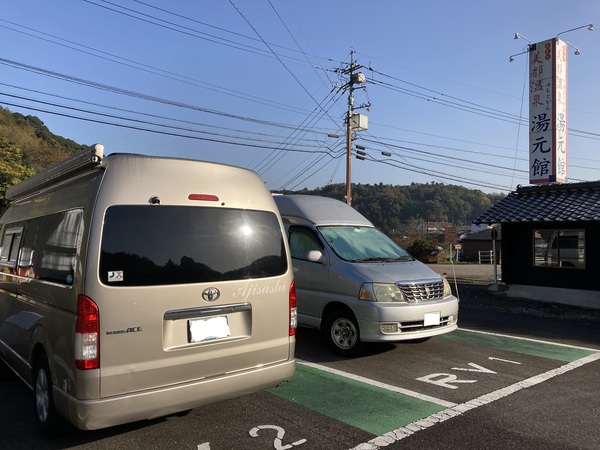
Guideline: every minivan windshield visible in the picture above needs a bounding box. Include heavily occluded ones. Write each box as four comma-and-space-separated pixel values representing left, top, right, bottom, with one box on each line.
100, 205, 287, 286
318, 226, 413, 262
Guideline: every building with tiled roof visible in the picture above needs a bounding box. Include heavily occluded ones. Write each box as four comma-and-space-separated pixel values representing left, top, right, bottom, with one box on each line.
460, 227, 501, 263
474, 181, 600, 309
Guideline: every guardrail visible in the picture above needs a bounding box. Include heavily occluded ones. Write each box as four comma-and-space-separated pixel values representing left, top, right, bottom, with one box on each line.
478, 250, 501, 264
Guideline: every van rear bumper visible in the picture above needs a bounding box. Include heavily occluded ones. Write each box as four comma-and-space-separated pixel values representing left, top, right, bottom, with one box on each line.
58, 359, 295, 431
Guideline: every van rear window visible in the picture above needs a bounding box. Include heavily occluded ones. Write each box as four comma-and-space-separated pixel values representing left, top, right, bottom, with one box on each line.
100, 205, 287, 286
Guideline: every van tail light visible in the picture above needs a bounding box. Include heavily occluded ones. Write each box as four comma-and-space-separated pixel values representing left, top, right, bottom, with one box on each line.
75, 294, 100, 370
289, 280, 297, 336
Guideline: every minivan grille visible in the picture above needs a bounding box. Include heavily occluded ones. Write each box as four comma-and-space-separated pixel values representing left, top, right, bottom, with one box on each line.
400, 315, 453, 331
397, 281, 444, 302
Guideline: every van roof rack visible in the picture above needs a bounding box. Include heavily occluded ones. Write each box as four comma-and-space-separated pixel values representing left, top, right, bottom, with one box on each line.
5, 144, 104, 201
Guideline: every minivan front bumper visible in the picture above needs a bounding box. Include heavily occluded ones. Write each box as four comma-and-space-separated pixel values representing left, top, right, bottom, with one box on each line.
355, 297, 459, 342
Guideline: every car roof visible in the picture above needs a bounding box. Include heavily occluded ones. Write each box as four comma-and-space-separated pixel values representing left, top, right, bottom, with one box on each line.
273, 194, 372, 226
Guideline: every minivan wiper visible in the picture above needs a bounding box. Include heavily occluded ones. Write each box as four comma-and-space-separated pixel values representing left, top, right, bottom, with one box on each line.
352, 256, 414, 262
391, 255, 415, 261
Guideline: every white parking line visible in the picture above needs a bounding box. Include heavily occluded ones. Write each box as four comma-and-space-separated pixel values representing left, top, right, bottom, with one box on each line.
459, 327, 600, 351
350, 351, 600, 449
297, 359, 457, 408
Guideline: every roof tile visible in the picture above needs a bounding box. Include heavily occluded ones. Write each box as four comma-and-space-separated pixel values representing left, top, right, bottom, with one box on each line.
474, 181, 600, 224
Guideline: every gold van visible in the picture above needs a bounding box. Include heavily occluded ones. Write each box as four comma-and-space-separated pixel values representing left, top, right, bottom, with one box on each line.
0, 145, 296, 435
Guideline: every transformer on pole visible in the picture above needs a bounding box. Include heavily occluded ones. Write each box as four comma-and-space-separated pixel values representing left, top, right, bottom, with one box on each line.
338, 50, 370, 206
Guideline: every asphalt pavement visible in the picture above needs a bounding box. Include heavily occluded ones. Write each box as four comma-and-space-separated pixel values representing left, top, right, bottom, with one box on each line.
426, 262, 501, 284
427, 263, 600, 349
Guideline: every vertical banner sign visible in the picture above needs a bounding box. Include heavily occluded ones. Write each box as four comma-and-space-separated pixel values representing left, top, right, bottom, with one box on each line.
529, 38, 568, 184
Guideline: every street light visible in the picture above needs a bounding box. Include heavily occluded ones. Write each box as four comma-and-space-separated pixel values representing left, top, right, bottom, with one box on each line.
509, 49, 529, 62
509, 24, 592, 61
556, 24, 593, 39
565, 41, 581, 55
510, 32, 533, 62
556, 24, 593, 56
514, 32, 532, 45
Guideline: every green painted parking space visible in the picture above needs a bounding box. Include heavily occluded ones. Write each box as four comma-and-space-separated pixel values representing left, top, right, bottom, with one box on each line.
271, 329, 599, 438
269, 363, 446, 435
440, 329, 597, 362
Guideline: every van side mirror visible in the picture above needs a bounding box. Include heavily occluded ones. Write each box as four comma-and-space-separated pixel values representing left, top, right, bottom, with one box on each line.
307, 250, 323, 263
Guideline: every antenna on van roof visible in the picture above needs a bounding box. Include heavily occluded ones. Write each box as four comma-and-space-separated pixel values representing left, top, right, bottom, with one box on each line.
5, 144, 104, 201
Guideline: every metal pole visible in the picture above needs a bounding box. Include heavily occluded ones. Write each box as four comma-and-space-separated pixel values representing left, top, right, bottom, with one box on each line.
492, 238, 498, 284
346, 96, 353, 205
491, 228, 498, 285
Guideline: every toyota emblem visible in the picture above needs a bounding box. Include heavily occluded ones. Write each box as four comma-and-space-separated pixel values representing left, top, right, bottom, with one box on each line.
202, 287, 220, 302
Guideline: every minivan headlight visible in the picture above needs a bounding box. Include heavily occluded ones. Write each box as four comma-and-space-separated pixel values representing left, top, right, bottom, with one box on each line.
443, 277, 452, 297
359, 283, 407, 303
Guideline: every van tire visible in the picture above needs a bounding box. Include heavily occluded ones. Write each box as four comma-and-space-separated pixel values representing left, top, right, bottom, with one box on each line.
33, 356, 67, 437
323, 309, 363, 357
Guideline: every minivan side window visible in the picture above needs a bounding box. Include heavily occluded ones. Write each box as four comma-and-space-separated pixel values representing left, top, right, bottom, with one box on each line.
288, 227, 323, 261
99, 205, 287, 286
0, 226, 23, 268
35, 209, 84, 284
1, 209, 84, 284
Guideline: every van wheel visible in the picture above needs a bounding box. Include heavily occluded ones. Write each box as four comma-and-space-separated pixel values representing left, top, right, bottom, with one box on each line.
34, 356, 66, 437
323, 309, 363, 357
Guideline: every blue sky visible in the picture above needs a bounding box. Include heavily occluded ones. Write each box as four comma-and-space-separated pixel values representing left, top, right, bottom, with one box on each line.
1, 0, 598, 194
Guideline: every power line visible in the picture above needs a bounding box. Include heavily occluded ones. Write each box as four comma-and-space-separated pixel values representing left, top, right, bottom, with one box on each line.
0, 91, 327, 150
368, 68, 600, 141
2, 3, 598, 191
0, 57, 334, 134
83, 0, 338, 69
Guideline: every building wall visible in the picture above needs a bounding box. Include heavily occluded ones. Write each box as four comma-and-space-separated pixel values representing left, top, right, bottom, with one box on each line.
502, 222, 600, 292
461, 230, 501, 262
461, 241, 501, 262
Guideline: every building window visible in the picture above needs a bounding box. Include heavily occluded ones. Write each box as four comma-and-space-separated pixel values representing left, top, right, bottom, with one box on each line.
533, 229, 585, 269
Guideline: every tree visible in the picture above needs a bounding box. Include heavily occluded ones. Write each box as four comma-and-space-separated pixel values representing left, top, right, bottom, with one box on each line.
0, 138, 35, 210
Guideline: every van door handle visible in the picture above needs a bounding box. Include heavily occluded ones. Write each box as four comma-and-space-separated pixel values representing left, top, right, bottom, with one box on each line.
164, 302, 251, 321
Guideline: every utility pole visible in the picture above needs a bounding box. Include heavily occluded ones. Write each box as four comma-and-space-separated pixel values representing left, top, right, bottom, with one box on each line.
337, 50, 369, 206
346, 57, 354, 206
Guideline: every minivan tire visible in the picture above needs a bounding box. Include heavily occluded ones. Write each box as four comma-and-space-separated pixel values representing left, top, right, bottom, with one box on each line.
323, 309, 363, 357
34, 356, 67, 437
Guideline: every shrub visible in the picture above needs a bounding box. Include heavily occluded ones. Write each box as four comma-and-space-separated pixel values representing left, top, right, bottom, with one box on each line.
406, 239, 437, 259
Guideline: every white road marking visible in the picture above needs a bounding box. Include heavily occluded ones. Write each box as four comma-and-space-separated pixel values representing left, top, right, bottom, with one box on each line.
489, 357, 521, 364
450, 362, 497, 373
350, 351, 600, 449
296, 359, 457, 408
460, 327, 600, 351
415, 373, 477, 389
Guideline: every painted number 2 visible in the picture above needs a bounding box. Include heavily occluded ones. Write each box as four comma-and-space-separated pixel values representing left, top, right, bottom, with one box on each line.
249, 425, 307, 449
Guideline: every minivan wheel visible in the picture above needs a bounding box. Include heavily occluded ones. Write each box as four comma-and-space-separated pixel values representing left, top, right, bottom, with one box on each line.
323, 309, 363, 357
34, 356, 66, 437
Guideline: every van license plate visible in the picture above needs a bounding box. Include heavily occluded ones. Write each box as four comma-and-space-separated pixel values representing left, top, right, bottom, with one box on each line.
189, 316, 231, 343
423, 312, 440, 326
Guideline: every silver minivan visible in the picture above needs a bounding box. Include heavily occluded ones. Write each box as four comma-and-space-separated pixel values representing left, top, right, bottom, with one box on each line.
0, 145, 296, 435
273, 194, 458, 356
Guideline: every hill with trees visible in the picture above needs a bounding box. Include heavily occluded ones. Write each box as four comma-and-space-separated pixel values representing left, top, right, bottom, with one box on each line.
0, 106, 504, 232
281, 183, 503, 237
0, 106, 86, 210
